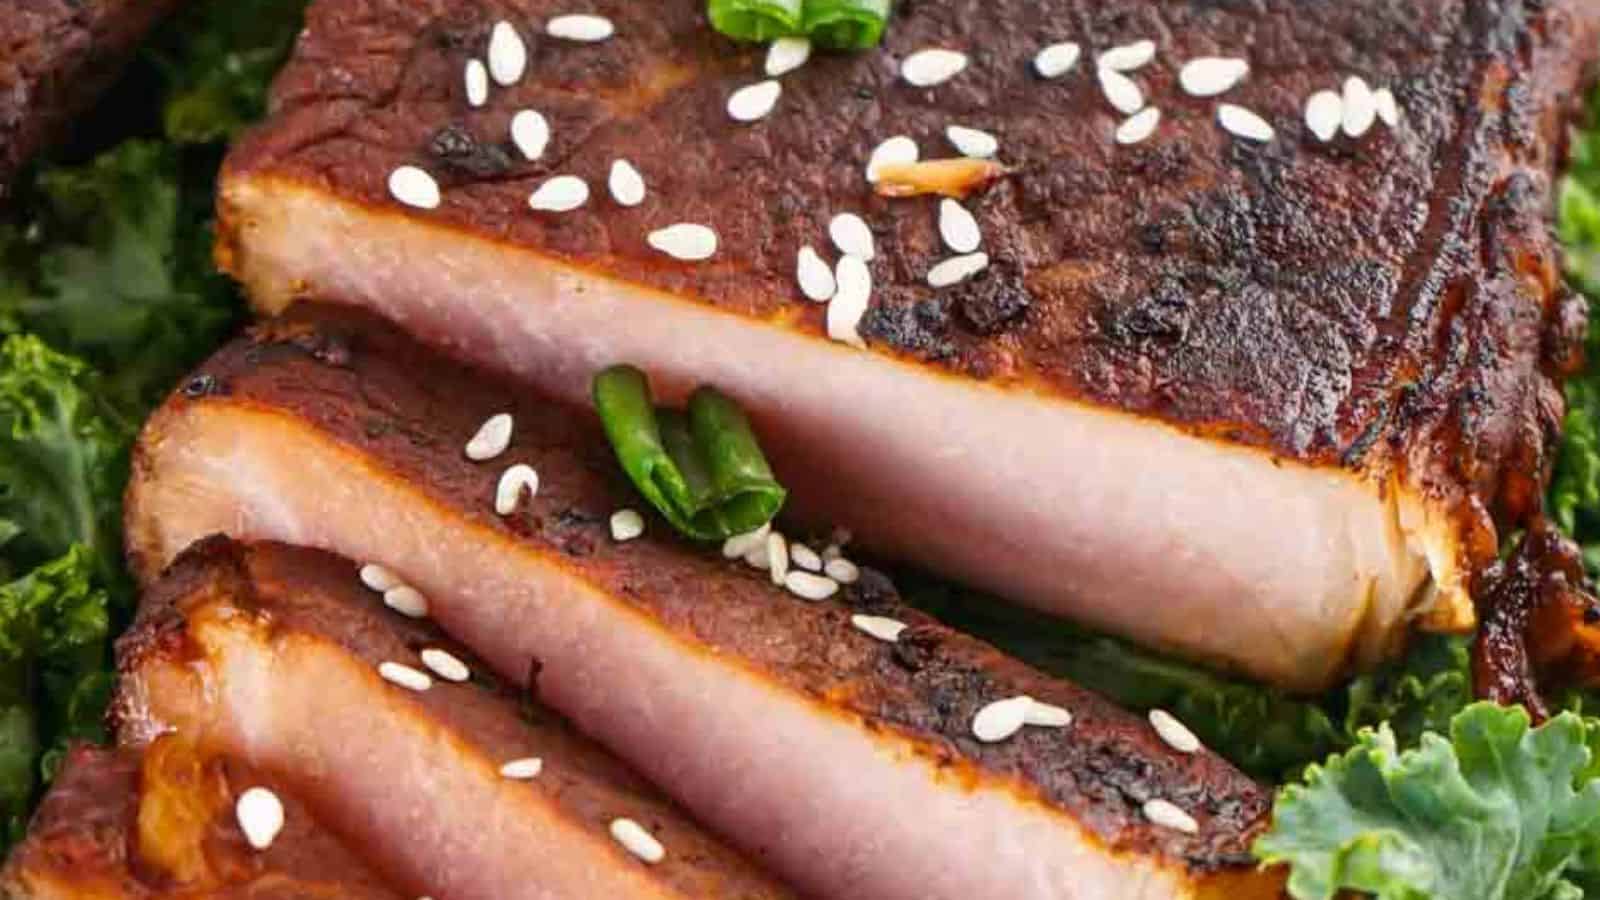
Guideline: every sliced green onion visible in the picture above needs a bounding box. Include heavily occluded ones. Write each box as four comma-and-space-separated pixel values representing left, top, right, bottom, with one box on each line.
802, 0, 892, 50
708, 0, 804, 43
592, 365, 786, 541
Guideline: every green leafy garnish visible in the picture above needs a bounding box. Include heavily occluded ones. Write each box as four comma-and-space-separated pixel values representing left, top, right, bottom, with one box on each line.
155, 0, 309, 144
708, 0, 804, 44
1552, 88, 1600, 575
802, 0, 893, 50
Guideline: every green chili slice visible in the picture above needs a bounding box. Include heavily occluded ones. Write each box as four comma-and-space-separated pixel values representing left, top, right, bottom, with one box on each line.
708, 0, 805, 43
802, 0, 892, 50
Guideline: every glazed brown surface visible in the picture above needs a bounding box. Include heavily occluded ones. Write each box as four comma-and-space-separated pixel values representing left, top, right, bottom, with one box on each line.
127, 304, 1279, 888
0, 742, 400, 899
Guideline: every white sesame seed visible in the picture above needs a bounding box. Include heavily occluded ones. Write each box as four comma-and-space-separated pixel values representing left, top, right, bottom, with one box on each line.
796, 245, 836, 302
728, 79, 782, 122
610, 508, 645, 541
465, 413, 513, 461
510, 109, 551, 160
851, 614, 907, 643
1342, 76, 1377, 137
647, 223, 719, 261
1304, 90, 1343, 142
822, 557, 859, 584
547, 14, 614, 42
744, 545, 770, 569
767, 531, 789, 586
387, 166, 441, 210
1115, 106, 1162, 145
383, 585, 429, 619
939, 199, 982, 254
1098, 39, 1156, 72
722, 524, 770, 559
1143, 799, 1199, 834
421, 647, 471, 683
379, 661, 432, 692
784, 570, 839, 601
1024, 701, 1073, 728
1149, 709, 1202, 753
766, 36, 812, 77
235, 787, 284, 850
1033, 41, 1081, 79
610, 818, 665, 864
901, 48, 968, 87
828, 256, 871, 348
528, 175, 589, 212
464, 59, 489, 107
972, 696, 1032, 743
1373, 87, 1400, 127
500, 757, 544, 779
789, 543, 822, 572
488, 21, 528, 86
608, 159, 646, 207
495, 464, 540, 515
1178, 57, 1249, 97
359, 563, 402, 593
1098, 68, 1145, 116
829, 213, 875, 261
946, 124, 998, 159
866, 135, 919, 184
927, 251, 989, 288
1217, 103, 1275, 142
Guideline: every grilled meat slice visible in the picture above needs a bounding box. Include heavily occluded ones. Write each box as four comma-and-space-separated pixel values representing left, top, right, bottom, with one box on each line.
1, 740, 401, 899
126, 305, 1282, 900
216, 0, 1600, 690
114, 536, 794, 900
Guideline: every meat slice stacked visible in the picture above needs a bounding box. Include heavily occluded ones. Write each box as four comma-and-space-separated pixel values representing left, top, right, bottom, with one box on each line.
125, 304, 1283, 900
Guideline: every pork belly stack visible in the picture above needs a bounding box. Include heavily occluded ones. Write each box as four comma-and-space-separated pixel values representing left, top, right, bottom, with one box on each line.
126, 304, 1282, 900
114, 536, 793, 900
215, 0, 1600, 689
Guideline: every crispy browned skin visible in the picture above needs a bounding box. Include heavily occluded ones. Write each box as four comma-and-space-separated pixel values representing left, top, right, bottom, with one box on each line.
221, 0, 1600, 586
0, 741, 401, 899
126, 304, 1280, 892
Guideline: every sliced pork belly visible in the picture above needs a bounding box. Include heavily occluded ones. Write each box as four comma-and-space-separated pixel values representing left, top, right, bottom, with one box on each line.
1, 741, 401, 899
216, 0, 1600, 689
126, 305, 1283, 900
113, 536, 793, 900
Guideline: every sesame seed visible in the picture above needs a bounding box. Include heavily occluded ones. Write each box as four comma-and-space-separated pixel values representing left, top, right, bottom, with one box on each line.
766, 36, 811, 77
945, 124, 998, 159
972, 696, 1032, 743
1304, 90, 1343, 142
1149, 709, 1202, 753
610, 508, 645, 541
488, 21, 528, 86
784, 570, 839, 601
235, 787, 285, 850
500, 757, 544, 779
387, 166, 441, 210
927, 252, 989, 288
1143, 799, 1199, 834
359, 563, 402, 593
464, 59, 489, 107
767, 531, 789, 586
1115, 107, 1161, 145
547, 14, 614, 42
790, 543, 822, 572
1178, 57, 1249, 97
728, 79, 782, 122
608, 159, 646, 207
1217, 103, 1275, 142
379, 661, 432, 692
383, 585, 429, 619
722, 524, 770, 559
421, 647, 471, 683
510, 109, 551, 160
1033, 41, 1081, 79
822, 557, 859, 584
610, 818, 665, 864
1024, 701, 1073, 728
494, 464, 540, 515
1097, 39, 1156, 72
901, 48, 968, 87
851, 614, 907, 643
829, 213, 875, 261
1342, 76, 1377, 137
796, 245, 836, 302
828, 256, 871, 348
1374, 87, 1400, 127
529, 175, 590, 212
939, 199, 982, 254
744, 545, 770, 569
465, 413, 513, 461
647, 223, 719, 261
1098, 68, 1145, 116
866, 135, 919, 184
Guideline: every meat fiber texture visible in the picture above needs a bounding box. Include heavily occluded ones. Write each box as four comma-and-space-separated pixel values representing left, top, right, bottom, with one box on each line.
216, 0, 1600, 690
125, 305, 1284, 900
